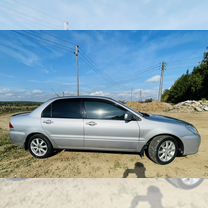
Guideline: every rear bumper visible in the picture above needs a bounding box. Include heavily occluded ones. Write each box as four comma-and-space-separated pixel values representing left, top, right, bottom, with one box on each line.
10, 131, 26, 147
181, 134, 201, 155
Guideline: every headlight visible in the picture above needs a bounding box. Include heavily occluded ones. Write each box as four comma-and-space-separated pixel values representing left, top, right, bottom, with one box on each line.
186, 125, 198, 135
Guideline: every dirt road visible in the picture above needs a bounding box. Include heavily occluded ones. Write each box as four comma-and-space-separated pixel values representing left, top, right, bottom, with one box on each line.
0, 112, 207, 178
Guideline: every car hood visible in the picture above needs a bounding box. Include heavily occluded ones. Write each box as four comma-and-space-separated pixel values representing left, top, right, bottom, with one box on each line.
143, 114, 192, 126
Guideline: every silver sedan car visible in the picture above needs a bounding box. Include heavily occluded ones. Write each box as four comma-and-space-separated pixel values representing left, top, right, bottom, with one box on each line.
9, 96, 201, 165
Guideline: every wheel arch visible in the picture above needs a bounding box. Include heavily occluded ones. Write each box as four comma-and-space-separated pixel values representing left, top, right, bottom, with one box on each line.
145, 133, 184, 156
24, 132, 53, 150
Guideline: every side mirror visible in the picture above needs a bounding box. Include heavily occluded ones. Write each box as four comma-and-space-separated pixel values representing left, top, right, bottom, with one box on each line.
124, 112, 133, 122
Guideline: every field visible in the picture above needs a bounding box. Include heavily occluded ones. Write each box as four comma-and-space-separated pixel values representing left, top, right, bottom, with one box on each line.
0, 102, 39, 114
0, 104, 208, 178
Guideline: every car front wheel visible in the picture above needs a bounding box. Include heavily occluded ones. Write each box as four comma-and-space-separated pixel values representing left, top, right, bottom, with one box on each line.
28, 134, 53, 158
148, 135, 178, 165
176, 178, 203, 189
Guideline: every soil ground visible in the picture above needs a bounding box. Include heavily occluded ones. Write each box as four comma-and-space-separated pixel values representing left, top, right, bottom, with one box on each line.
0, 111, 207, 178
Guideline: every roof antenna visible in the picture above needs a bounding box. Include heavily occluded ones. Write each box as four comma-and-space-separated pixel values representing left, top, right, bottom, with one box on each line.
51, 88, 60, 97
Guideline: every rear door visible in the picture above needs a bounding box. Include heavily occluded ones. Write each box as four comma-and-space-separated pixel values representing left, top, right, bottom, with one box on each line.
41, 98, 84, 148
83, 98, 140, 151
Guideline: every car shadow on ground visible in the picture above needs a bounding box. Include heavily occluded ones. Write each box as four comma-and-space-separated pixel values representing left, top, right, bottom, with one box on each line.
123, 162, 146, 178
63, 149, 140, 155
52, 149, 63, 156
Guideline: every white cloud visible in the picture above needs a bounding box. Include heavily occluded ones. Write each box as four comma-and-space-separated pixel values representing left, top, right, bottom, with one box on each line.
0, 88, 9, 95
0, 87, 52, 101
146, 75, 161, 83
89, 91, 109, 96
0, 86, 159, 102
0, 31, 67, 73
114, 88, 158, 101
87, 88, 158, 101
0, 0, 208, 29
32, 89, 43, 94
0, 38, 40, 67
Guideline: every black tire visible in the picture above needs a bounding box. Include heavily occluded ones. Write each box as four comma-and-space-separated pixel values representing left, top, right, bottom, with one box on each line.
28, 134, 53, 159
147, 135, 178, 165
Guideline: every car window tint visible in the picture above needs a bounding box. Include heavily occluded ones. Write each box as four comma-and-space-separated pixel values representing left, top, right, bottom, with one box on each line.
51, 99, 82, 119
41, 104, 52, 118
84, 100, 126, 120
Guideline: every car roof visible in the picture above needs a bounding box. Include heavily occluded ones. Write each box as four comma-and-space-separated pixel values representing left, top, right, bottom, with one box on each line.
49, 95, 114, 101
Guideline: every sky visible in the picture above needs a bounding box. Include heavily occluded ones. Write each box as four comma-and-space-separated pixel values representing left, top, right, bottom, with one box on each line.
0, 30, 207, 101
0, 0, 208, 29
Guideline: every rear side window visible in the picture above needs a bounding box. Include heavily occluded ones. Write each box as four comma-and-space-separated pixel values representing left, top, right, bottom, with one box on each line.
41, 99, 82, 119
42, 104, 52, 118
84, 99, 126, 120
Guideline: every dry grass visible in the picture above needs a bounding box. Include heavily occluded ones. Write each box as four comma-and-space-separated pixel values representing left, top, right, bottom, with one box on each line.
0, 105, 37, 114
0, 104, 208, 178
127, 101, 173, 113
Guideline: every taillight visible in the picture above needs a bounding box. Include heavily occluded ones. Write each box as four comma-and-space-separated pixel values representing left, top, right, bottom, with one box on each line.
9, 122, 14, 129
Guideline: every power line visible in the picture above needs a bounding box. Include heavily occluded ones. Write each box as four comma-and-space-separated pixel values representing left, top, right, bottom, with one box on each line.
11, 31, 163, 91
11, 31, 85, 97
0, 0, 62, 29
13, 31, 74, 53
42, 30, 77, 47
25, 31, 75, 51
119, 65, 161, 83
166, 55, 202, 66
79, 47, 162, 88
79, 51, 119, 85
11, 31, 118, 88
8, 30, 201, 99
94, 66, 161, 92
0, 8, 55, 29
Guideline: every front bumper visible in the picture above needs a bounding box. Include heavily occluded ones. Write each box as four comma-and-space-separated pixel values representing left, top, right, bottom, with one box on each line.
181, 134, 201, 155
10, 131, 26, 147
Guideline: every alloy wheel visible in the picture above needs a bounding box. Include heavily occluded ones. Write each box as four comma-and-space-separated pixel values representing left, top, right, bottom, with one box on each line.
158, 140, 176, 162
30, 138, 48, 157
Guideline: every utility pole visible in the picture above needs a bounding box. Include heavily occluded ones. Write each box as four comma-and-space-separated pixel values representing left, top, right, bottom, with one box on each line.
130, 88, 133, 102
158, 62, 166, 101
139, 89, 142, 102
64, 21, 70, 30
75, 45, 80, 96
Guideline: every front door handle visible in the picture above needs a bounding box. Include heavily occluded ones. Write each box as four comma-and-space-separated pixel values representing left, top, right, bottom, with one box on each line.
43, 120, 53, 124
86, 121, 97, 126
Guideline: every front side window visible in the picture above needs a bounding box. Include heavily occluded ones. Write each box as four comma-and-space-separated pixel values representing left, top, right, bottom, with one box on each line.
84, 99, 126, 120
41, 99, 82, 119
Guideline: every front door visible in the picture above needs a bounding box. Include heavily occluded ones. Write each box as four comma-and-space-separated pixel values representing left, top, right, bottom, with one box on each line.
83, 99, 140, 151
41, 98, 84, 148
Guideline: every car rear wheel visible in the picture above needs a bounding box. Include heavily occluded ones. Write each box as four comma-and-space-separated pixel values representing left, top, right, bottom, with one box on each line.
148, 135, 178, 165
28, 134, 53, 158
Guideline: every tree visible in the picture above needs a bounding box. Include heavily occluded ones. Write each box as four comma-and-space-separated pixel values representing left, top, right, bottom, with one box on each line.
162, 51, 208, 103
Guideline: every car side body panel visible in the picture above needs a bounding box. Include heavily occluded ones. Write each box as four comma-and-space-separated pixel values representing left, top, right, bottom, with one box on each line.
138, 116, 201, 155
84, 119, 140, 151
41, 117, 84, 148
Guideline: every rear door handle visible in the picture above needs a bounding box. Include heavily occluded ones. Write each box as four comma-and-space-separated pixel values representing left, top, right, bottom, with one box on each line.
43, 120, 53, 124
86, 121, 97, 126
